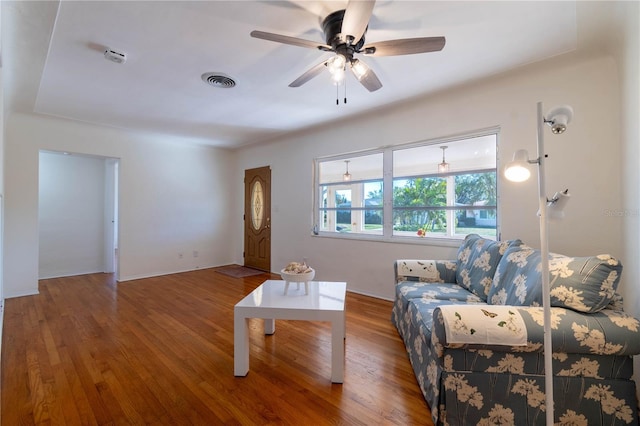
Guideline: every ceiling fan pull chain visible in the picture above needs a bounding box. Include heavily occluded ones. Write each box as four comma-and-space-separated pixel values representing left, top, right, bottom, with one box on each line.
336, 83, 339, 105
344, 76, 347, 104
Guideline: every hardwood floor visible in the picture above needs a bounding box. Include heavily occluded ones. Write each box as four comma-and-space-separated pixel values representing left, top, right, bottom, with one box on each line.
1, 268, 433, 425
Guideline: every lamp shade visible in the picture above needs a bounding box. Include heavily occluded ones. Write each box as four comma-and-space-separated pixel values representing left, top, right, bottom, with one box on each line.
504, 149, 532, 182
538, 190, 571, 221
546, 105, 574, 134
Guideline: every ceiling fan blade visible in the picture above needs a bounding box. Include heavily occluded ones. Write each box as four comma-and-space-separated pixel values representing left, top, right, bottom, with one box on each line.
362, 36, 446, 56
350, 59, 382, 92
341, 0, 376, 43
283, 1, 335, 21
250, 30, 332, 51
289, 60, 329, 87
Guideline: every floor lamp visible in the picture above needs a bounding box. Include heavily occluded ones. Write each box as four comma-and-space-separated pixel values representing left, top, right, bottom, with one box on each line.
504, 101, 573, 425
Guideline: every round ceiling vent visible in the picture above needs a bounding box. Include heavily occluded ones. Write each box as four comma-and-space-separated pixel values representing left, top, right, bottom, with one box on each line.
201, 72, 236, 88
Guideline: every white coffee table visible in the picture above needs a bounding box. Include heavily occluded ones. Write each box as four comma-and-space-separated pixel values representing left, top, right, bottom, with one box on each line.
234, 280, 347, 383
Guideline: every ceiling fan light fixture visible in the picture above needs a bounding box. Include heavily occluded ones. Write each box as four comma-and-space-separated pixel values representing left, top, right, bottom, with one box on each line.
331, 67, 346, 85
328, 54, 346, 72
350, 59, 369, 81
328, 54, 347, 84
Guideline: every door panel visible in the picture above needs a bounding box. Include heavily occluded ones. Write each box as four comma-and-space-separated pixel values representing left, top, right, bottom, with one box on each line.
244, 167, 271, 271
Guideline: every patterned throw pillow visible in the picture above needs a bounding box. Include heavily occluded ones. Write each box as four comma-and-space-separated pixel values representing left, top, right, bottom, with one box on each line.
455, 234, 521, 301
488, 244, 622, 313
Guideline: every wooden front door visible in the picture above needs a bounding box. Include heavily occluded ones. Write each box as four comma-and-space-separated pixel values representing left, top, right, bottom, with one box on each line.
244, 166, 271, 271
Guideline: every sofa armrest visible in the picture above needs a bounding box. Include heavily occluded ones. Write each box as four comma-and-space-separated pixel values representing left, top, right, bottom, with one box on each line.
394, 259, 457, 284
432, 305, 640, 356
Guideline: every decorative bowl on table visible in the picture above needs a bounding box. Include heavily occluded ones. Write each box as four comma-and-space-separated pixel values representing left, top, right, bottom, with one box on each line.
280, 262, 315, 282
280, 268, 315, 282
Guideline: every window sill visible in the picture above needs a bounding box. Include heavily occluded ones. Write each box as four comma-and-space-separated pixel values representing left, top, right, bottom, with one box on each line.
311, 231, 464, 248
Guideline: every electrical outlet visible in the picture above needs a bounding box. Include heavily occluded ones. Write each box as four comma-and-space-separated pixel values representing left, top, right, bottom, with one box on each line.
193, 250, 199, 258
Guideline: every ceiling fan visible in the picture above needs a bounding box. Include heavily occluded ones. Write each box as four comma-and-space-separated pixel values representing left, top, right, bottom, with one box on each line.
250, 0, 445, 93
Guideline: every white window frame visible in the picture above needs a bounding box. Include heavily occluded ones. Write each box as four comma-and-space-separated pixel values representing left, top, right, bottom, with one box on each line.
313, 128, 499, 245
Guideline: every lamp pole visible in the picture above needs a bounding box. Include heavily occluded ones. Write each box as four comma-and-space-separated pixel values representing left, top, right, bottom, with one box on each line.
536, 101, 554, 425
505, 101, 573, 424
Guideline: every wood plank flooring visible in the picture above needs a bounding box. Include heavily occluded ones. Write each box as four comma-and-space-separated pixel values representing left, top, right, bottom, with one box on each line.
1, 268, 433, 425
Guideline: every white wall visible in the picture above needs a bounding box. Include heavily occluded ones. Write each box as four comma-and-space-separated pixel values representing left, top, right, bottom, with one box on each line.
613, 2, 640, 313
235, 53, 623, 300
38, 151, 107, 278
0, 0, 4, 354
606, 1, 640, 388
3, 113, 237, 298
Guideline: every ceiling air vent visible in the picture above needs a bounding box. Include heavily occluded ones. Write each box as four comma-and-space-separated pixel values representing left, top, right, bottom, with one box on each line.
201, 73, 236, 88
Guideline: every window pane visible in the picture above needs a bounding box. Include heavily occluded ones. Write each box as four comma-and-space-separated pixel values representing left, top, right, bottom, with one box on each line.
393, 209, 448, 237
319, 208, 334, 232
335, 188, 352, 232
317, 180, 383, 235
364, 181, 383, 207
319, 208, 383, 234
393, 135, 496, 177
319, 153, 383, 184
455, 172, 497, 207
455, 208, 497, 238
393, 177, 446, 207
335, 189, 351, 206
363, 209, 383, 234
336, 208, 351, 232
250, 180, 264, 230
363, 181, 383, 234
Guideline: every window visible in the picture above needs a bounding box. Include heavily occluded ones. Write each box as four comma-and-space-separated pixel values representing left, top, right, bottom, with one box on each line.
317, 153, 384, 235
315, 131, 498, 242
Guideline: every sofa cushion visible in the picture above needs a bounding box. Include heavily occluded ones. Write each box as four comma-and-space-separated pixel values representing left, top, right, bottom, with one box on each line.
455, 234, 520, 301
488, 244, 622, 313
395, 282, 485, 316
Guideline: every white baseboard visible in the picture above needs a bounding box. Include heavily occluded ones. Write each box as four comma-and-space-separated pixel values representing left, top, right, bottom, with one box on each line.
3, 289, 39, 299
0, 300, 3, 357
346, 287, 393, 302
117, 264, 220, 282
38, 269, 105, 280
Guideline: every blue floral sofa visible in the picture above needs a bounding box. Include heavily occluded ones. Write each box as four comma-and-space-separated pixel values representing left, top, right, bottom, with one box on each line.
392, 234, 640, 425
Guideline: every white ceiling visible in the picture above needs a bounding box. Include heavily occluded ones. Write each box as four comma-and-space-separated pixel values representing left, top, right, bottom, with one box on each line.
2, 1, 616, 149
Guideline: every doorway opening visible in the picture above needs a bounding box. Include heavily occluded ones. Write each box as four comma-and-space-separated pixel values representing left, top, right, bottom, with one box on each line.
38, 151, 120, 279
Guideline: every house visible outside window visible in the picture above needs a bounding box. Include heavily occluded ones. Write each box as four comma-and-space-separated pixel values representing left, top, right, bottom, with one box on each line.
315, 130, 498, 242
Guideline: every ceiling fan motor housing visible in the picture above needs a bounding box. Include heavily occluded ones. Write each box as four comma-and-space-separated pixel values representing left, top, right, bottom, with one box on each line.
322, 10, 366, 50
